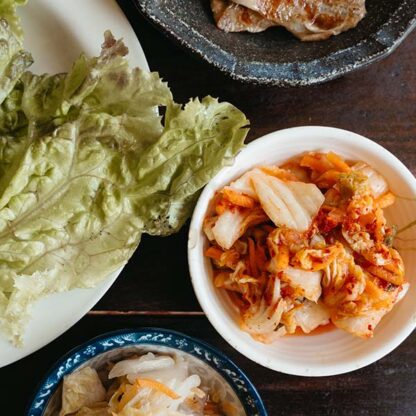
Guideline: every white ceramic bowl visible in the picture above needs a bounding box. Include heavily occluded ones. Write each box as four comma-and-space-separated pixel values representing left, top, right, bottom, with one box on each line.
188, 126, 416, 377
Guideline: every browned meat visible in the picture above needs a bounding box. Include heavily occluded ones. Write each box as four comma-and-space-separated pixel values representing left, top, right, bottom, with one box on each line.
211, 0, 276, 33
212, 0, 366, 41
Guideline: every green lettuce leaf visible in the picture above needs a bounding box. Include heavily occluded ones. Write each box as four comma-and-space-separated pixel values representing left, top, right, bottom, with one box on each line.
0, 1, 30, 108
0, 17, 31, 187
0, 114, 145, 343
0, 31, 169, 180
0, 18, 32, 106
20, 32, 171, 135
0, 0, 26, 42
0, 0, 31, 135
0, 80, 26, 134
134, 96, 249, 235
0, 29, 249, 346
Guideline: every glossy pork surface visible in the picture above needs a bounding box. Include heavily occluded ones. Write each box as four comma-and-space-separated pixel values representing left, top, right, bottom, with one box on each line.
211, 0, 277, 33
212, 0, 366, 41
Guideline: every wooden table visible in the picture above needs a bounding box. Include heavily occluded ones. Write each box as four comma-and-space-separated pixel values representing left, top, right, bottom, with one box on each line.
5, 2, 416, 414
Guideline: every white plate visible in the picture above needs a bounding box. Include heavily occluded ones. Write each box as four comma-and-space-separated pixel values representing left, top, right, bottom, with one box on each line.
189, 126, 416, 376
0, 0, 148, 367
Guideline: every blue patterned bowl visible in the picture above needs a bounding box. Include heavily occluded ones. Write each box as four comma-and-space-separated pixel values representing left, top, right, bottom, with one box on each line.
28, 328, 267, 416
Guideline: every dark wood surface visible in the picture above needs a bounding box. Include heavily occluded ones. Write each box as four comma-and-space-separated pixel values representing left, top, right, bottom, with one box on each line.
7, 316, 416, 416
4, 1, 416, 414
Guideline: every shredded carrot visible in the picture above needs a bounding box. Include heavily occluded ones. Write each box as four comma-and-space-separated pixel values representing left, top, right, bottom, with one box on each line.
316, 208, 342, 233
215, 197, 230, 215
203, 151, 405, 342
363, 280, 391, 310
324, 188, 341, 205
280, 161, 299, 171
221, 249, 240, 269
260, 165, 298, 181
302, 152, 349, 175
135, 378, 180, 399
315, 169, 341, 187
364, 279, 381, 297
222, 187, 256, 208
292, 243, 343, 271
255, 242, 268, 271
319, 205, 333, 213
214, 272, 230, 288
327, 207, 345, 224
248, 238, 258, 277
118, 383, 139, 411
384, 248, 404, 275
228, 291, 247, 310
205, 246, 223, 261
366, 265, 404, 286
374, 207, 386, 242
112, 382, 126, 402
327, 152, 350, 172
376, 191, 395, 208
276, 245, 289, 269
205, 246, 239, 269
239, 208, 269, 233
300, 153, 332, 173
280, 161, 310, 182
359, 212, 376, 227
310, 170, 321, 183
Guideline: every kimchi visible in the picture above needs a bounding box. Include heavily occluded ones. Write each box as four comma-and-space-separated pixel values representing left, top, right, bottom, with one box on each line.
204, 152, 408, 342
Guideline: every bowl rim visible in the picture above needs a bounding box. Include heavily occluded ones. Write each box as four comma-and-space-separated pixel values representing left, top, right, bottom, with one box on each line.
188, 125, 416, 376
27, 328, 267, 416
135, 0, 416, 86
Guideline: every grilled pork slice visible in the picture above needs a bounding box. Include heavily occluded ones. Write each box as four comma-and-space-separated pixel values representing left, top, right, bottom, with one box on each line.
213, 0, 366, 41
211, 0, 276, 33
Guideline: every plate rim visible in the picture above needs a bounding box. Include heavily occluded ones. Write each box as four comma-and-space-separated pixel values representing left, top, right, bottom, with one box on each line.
0, 0, 149, 367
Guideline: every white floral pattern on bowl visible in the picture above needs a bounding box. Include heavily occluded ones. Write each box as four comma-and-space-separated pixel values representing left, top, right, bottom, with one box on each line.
28, 328, 267, 416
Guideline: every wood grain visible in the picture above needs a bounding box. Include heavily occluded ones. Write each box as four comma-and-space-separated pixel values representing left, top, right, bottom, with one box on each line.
88, 310, 205, 316
7, 2, 416, 415
5, 315, 416, 415
95, 2, 416, 313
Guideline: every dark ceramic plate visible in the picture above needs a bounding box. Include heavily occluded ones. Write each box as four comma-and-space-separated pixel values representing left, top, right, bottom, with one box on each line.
134, 0, 416, 86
